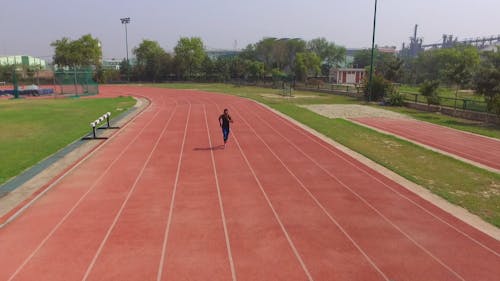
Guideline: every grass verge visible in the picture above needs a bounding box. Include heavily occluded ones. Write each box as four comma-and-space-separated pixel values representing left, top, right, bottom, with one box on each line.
0, 96, 135, 185
155, 83, 500, 226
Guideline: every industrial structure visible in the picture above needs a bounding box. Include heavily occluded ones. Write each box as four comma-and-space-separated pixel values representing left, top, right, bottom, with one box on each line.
400, 24, 500, 58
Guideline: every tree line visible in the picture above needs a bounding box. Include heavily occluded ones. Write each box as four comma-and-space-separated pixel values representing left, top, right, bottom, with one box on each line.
48, 34, 500, 114
50, 34, 346, 83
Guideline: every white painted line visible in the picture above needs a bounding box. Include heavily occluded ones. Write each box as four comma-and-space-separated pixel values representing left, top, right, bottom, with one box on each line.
6, 100, 166, 281
207, 100, 314, 281
350, 119, 500, 172
240, 106, 464, 280
234, 108, 389, 281
81, 103, 178, 280
203, 105, 237, 281
252, 100, 500, 256
156, 102, 192, 281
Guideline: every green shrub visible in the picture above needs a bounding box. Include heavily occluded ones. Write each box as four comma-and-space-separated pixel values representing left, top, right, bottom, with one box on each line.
419, 80, 441, 105
363, 74, 391, 101
387, 89, 404, 106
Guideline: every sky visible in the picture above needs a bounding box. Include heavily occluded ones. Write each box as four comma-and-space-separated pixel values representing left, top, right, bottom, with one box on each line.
0, 0, 499, 61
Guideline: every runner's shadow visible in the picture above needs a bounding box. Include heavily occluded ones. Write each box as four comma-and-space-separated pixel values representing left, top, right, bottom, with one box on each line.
193, 145, 224, 151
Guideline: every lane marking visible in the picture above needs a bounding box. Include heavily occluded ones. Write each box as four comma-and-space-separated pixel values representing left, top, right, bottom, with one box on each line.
203, 105, 237, 281
239, 104, 465, 280
156, 102, 192, 281
232, 106, 389, 281
81, 102, 178, 280
7, 97, 173, 281
251, 100, 500, 258
349, 119, 500, 173
355, 119, 500, 169
206, 100, 314, 281
0, 92, 153, 228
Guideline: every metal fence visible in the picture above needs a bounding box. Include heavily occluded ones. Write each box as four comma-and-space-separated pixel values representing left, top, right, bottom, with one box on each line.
401, 92, 489, 113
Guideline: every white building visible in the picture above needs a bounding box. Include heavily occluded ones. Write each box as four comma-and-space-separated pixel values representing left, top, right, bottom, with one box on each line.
0, 55, 47, 69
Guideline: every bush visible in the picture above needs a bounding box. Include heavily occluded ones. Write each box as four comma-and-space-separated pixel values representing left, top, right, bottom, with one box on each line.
419, 80, 441, 105
387, 90, 404, 106
363, 74, 391, 101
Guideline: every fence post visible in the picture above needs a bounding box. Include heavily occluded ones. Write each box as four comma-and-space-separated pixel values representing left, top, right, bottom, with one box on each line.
414, 94, 418, 103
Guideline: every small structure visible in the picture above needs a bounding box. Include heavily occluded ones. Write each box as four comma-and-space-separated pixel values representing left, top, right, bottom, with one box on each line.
329, 68, 366, 84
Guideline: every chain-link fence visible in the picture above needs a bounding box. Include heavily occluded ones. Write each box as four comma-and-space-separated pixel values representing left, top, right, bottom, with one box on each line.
54, 67, 99, 96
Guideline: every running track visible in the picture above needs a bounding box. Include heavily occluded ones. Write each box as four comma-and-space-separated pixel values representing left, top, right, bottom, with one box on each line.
353, 117, 500, 171
0, 86, 498, 281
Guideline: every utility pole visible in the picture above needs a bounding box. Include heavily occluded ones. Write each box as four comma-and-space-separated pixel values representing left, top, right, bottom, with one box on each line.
368, 0, 378, 102
120, 17, 131, 82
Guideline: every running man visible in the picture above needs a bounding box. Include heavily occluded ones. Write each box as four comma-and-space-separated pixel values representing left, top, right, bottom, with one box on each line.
218, 108, 233, 147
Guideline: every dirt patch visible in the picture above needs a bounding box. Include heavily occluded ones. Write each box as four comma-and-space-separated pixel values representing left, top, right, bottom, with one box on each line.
301, 104, 411, 119
0, 97, 149, 220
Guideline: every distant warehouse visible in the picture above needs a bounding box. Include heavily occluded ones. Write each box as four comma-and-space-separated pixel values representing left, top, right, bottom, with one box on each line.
0, 55, 47, 70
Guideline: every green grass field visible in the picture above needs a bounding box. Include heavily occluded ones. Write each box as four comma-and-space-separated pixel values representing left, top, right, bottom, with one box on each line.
0, 97, 135, 185
154, 83, 500, 226
399, 84, 485, 101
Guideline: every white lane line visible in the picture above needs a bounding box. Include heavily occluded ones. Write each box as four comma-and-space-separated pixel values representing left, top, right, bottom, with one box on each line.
81, 103, 178, 280
233, 108, 389, 281
7, 100, 170, 281
251, 100, 500, 258
207, 101, 314, 281
0, 93, 155, 229
156, 102, 192, 281
203, 105, 237, 281
349, 119, 500, 174
239, 105, 465, 280
359, 120, 500, 168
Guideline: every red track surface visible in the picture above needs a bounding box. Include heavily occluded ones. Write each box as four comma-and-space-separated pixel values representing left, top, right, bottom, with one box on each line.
353, 117, 500, 171
0, 86, 498, 281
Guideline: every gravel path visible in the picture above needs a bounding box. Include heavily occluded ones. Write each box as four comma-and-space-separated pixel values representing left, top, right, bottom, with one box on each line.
301, 104, 411, 119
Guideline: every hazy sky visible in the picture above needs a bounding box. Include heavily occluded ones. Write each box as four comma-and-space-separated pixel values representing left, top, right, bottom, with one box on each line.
0, 0, 498, 61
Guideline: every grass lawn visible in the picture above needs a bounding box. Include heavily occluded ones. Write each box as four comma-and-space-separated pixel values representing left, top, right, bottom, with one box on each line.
0, 96, 135, 185
400, 84, 484, 101
154, 83, 500, 226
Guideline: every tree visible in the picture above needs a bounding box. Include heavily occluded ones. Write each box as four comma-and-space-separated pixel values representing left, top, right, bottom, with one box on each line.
294, 52, 321, 82
252, 37, 306, 74
255, 38, 277, 71
419, 80, 441, 106
51, 34, 102, 67
353, 49, 377, 68
413, 46, 479, 86
474, 48, 500, 116
246, 60, 265, 80
441, 46, 480, 98
353, 48, 399, 80
174, 37, 206, 79
363, 73, 392, 101
379, 56, 403, 82
119, 59, 131, 78
307, 38, 346, 75
239, 44, 257, 61
133, 40, 171, 82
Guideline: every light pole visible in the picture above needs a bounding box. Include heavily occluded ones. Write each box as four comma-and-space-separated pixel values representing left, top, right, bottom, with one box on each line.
120, 17, 131, 82
368, 0, 378, 102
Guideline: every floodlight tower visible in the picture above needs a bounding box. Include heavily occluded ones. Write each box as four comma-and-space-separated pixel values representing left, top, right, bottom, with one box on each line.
120, 17, 131, 82
368, 0, 377, 102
